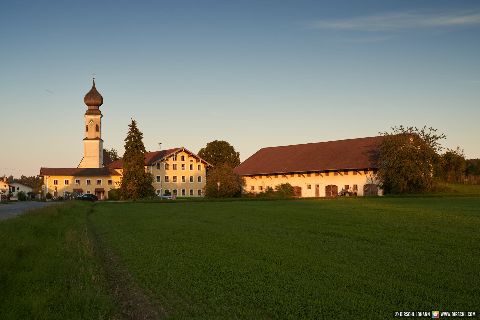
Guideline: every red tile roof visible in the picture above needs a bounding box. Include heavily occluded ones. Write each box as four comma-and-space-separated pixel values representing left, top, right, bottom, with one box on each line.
39, 167, 121, 177
234, 136, 384, 176
108, 148, 182, 169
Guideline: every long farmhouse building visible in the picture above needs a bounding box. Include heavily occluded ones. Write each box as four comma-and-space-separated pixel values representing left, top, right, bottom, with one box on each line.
234, 137, 384, 197
40, 80, 209, 199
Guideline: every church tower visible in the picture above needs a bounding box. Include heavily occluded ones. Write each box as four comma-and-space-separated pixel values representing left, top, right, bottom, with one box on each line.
78, 79, 104, 168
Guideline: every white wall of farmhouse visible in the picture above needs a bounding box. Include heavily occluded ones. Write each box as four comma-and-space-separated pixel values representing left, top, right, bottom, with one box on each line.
242, 170, 382, 197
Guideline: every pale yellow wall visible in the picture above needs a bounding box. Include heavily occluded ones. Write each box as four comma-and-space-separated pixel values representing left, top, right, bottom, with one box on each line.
43, 174, 121, 199
148, 150, 207, 197
79, 114, 103, 168
243, 170, 382, 197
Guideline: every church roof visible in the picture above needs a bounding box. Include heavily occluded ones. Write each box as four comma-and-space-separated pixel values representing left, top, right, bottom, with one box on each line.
234, 136, 384, 176
40, 167, 120, 177
84, 78, 103, 107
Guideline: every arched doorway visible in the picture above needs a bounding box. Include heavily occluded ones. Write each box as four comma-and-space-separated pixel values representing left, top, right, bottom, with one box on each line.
325, 185, 338, 197
363, 184, 378, 196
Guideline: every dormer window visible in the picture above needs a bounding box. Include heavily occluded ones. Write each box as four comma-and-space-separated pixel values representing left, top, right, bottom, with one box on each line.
86, 125, 88, 132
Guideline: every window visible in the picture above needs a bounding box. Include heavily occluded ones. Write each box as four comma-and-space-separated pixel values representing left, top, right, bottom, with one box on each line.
181, 155, 185, 161
156, 176, 161, 182
164, 189, 170, 195
344, 171, 349, 175
96, 179, 102, 185
197, 164, 201, 170
85, 125, 88, 132
315, 172, 320, 176
64, 179, 69, 185
197, 189, 202, 196
173, 164, 177, 170
364, 170, 369, 174
156, 189, 161, 195
75, 179, 80, 185
189, 164, 193, 170
259, 186, 263, 191
307, 173, 311, 177
95, 124, 99, 132
189, 189, 194, 196
182, 176, 186, 183
165, 176, 170, 182
189, 176, 194, 182
197, 176, 202, 183
334, 172, 338, 176
251, 186, 255, 191
345, 185, 349, 190
165, 163, 170, 170
353, 184, 358, 191
108, 180, 113, 185
173, 189, 178, 195
181, 189, 186, 196
325, 172, 329, 176
353, 171, 358, 175
181, 164, 186, 170
307, 184, 311, 189
290, 174, 294, 177
274, 174, 278, 178
173, 176, 177, 182
156, 163, 160, 170
86, 179, 91, 185
86, 190, 91, 194
53, 180, 58, 185
173, 155, 177, 161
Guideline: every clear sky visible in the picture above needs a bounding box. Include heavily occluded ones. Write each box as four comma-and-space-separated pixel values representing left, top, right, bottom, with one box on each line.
1, 0, 479, 176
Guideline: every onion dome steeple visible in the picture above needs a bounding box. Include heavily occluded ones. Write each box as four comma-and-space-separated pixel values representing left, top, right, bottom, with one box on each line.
84, 78, 103, 108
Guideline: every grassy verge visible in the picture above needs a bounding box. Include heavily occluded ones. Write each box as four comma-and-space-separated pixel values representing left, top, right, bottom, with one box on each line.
91, 197, 480, 319
0, 202, 114, 319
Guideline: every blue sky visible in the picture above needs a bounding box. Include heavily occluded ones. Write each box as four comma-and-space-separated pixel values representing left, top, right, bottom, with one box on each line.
1, 0, 479, 176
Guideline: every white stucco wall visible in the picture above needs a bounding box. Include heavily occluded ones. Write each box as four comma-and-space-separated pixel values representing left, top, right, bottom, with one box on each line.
243, 170, 382, 197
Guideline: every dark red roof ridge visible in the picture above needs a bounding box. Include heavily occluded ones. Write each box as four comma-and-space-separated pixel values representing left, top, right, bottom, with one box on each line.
234, 136, 383, 176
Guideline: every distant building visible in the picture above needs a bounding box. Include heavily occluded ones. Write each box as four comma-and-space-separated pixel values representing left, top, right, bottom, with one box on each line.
0, 178, 13, 200
234, 137, 383, 197
109, 147, 210, 197
40, 79, 209, 199
9, 182, 33, 200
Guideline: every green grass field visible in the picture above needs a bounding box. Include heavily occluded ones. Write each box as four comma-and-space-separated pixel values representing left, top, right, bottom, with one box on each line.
1, 193, 479, 319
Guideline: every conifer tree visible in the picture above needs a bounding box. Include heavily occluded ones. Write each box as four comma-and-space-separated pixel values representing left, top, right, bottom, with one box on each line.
120, 119, 154, 200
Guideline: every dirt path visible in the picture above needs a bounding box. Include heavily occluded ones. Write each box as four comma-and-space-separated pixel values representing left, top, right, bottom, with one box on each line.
86, 205, 167, 320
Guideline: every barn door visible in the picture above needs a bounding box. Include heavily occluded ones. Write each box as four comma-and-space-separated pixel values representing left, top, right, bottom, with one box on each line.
325, 185, 338, 197
363, 184, 378, 196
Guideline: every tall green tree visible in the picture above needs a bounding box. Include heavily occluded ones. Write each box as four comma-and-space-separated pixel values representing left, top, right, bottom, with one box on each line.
378, 126, 445, 194
198, 140, 240, 168
205, 164, 243, 198
120, 120, 154, 200
105, 148, 120, 161
439, 148, 466, 183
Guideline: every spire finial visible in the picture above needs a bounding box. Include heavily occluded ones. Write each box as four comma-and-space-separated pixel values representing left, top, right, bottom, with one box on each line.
92, 73, 96, 87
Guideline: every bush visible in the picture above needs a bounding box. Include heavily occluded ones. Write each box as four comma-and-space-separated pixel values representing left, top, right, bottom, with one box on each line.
250, 183, 295, 199
275, 183, 295, 197
17, 191, 27, 201
108, 188, 121, 201
46, 192, 52, 200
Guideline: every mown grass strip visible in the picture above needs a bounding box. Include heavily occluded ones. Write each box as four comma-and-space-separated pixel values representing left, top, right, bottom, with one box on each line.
87, 204, 166, 320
